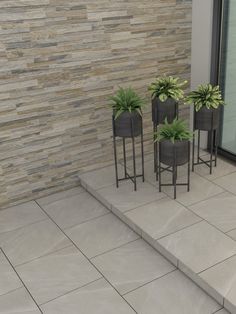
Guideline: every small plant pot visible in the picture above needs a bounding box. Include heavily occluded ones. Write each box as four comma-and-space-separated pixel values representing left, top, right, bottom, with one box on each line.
159, 140, 189, 166
194, 107, 220, 131
113, 111, 142, 138
152, 97, 177, 125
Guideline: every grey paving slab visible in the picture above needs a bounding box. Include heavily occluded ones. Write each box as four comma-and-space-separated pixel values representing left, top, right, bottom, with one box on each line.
92, 239, 175, 295
163, 173, 224, 205
0, 287, 40, 314
125, 270, 221, 314
65, 213, 139, 258
158, 221, 236, 273
36, 187, 84, 206
0, 219, 71, 266
41, 191, 109, 230
79, 165, 122, 190
125, 197, 201, 240
195, 156, 236, 181
200, 255, 236, 314
97, 181, 165, 213
0, 201, 47, 234
214, 173, 236, 195
16, 246, 101, 305
189, 192, 236, 233
41, 278, 135, 314
0, 251, 22, 297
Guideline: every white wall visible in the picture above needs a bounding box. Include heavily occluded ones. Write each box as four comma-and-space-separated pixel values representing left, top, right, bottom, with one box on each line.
191, 0, 214, 147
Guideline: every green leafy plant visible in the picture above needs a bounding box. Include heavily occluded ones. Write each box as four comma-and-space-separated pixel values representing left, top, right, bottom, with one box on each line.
155, 118, 192, 143
110, 87, 145, 119
148, 75, 187, 102
185, 83, 225, 112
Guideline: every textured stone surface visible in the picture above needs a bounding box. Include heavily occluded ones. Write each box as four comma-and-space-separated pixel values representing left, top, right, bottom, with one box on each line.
0, 0, 192, 207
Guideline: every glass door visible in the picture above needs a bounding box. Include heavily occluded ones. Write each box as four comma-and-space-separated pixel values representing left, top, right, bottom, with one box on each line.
218, 0, 236, 157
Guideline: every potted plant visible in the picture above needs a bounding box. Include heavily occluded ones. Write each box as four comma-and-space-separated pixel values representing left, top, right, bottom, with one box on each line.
110, 87, 145, 137
148, 75, 187, 125
185, 83, 225, 131
155, 118, 192, 166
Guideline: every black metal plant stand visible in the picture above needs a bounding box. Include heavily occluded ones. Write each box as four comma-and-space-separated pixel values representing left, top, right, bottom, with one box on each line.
192, 114, 219, 175
158, 141, 191, 199
112, 115, 144, 191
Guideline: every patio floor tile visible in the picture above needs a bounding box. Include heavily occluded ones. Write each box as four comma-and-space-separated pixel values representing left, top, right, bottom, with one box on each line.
36, 187, 84, 207
158, 221, 236, 273
41, 278, 135, 314
92, 239, 175, 295
189, 192, 236, 233
195, 156, 236, 181
200, 255, 236, 314
0, 201, 47, 234
15, 246, 101, 305
227, 229, 236, 241
0, 219, 71, 266
214, 172, 236, 195
97, 181, 165, 213
41, 191, 109, 229
163, 173, 224, 205
0, 251, 22, 297
79, 165, 122, 190
0, 287, 40, 313
65, 213, 139, 258
125, 197, 202, 239
124, 270, 221, 314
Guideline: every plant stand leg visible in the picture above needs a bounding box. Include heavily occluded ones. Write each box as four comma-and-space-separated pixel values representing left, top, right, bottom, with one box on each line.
210, 128, 214, 175
215, 129, 218, 167
158, 143, 161, 192
131, 119, 137, 191
197, 129, 200, 163
112, 118, 119, 188
154, 123, 157, 173
188, 141, 190, 192
173, 148, 177, 199
123, 138, 127, 178
141, 120, 145, 182
192, 131, 195, 172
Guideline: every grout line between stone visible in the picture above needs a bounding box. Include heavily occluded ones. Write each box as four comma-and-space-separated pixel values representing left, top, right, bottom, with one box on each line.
35, 200, 138, 314
0, 285, 23, 299
0, 248, 43, 314
197, 252, 236, 275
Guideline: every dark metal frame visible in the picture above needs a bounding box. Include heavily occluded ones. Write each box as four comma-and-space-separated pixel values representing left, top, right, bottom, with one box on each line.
210, 0, 236, 162
112, 115, 144, 191
192, 112, 219, 175
158, 141, 190, 199
153, 102, 179, 178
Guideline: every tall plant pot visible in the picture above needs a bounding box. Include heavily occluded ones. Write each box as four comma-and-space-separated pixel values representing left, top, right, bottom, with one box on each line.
113, 111, 142, 138
158, 139, 190, 199
152, 97, 178, 125
194, 107, 220, 131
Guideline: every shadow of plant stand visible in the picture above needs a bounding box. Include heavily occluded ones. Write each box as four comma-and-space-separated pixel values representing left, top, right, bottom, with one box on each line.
112, 114, 144, 191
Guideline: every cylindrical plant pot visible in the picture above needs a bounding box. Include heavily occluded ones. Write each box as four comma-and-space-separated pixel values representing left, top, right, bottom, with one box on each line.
113, 111, 142, 138
194, 107, 220, 131
152, 97, 177, 125
159, 140, 189, 166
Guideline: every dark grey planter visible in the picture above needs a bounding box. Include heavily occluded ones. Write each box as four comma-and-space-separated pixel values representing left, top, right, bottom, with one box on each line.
194, 107, 220, 131
152, 97, 178, 125
159, 140, 189, 166
113, 111, 142, 138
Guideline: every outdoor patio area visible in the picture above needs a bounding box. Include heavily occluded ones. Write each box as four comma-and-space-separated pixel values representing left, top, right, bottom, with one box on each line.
0, 151, 234, 314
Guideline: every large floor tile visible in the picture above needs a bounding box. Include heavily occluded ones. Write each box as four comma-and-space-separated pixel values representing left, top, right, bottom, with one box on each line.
97, 181, 165, 213
214, 172, 236, 195
0, 219, 71, 266
0, 201, 47, 234
41, 278, 135, 314
200, 255, 236, 314
158, 221, 236, 273
163, 173, 224, 205
125, 270, 221, 314
195, 156, 236, 181
125, 197, 201, 240
66, 213, 139, 258
42, 191, 109, 229
79, 165, 122, 190
0, 287, 40, 314
0, 251, 22, 296
16, 246, 101, 305
92, 239, 175, 295
36, 187, 83, 206
189, 192, 236, 232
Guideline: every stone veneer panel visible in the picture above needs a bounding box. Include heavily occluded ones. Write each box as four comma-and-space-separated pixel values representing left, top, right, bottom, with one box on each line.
0, 0, 192, 208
